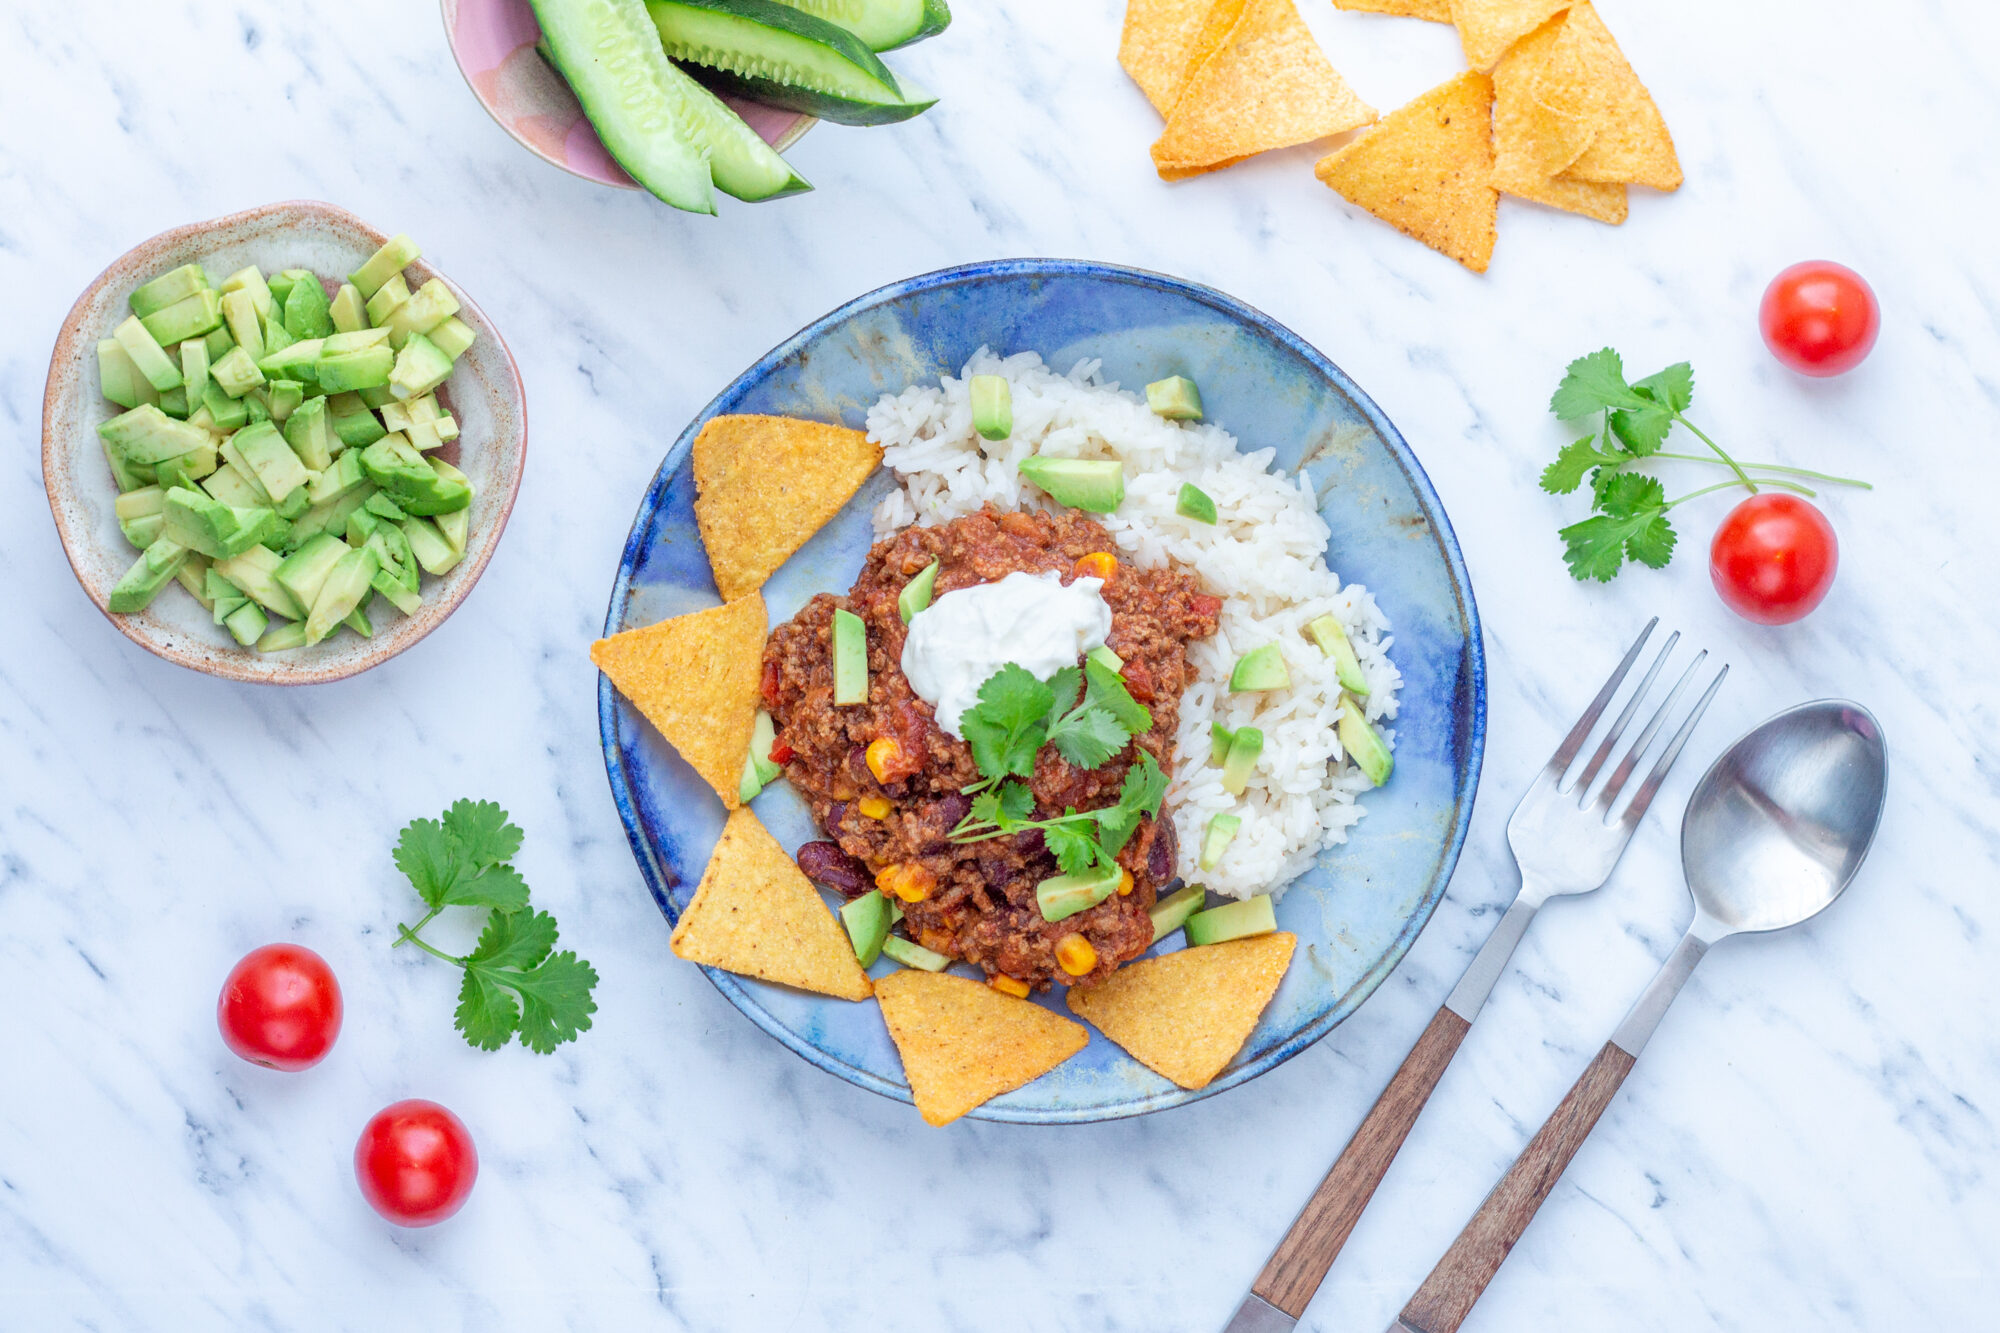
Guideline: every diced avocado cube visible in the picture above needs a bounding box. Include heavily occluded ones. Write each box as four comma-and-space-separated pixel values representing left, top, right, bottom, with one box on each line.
1149, 883, 1207, 944
231, 421, 312, 503
749, 709, 782, 785
1306, 613, 1371, 696
215, 545, 306, 621
360, 435, 470, 515
350, 235, 420, 299
898, 559, 939, 624
202, 324, 235, 363
261, 315, 296, 359
258, 620, 310, 653
207, 567, 249, 621
202, 458, 267, 509
382, 279, 460, 350
1229, 642, 1290, 693
98, 338, 144, 409
345, 597, 375, 639
364, 492, 409, 523
832, 608, 868, 705
370, 523, 420, 593
157, 387, 189, 420
1146, 375, 1204, 421
432, 414, 459, 444
220, 288, 265, 363
303, 546, 379, 644
242, 391, 271, 424
107, 537, 190, 613
211, 345, 265, 398
266, 380, 305, 424
428, 316, 477, 362
737, 751, 766, 804
1176, 482, 1218, 525
282, 397, 335, 471
186, 405, 216, 432
1088, 645, 1124, 674
175, 553, 213, 609
399, 517, 459, 576
258, 338, 324, 384
180, 339, 211, 405
357, 384, 398, 409
275, 533, 351, 611
201, 383, 249, 431
327, 393, 386, 449
1184, 894, 1276, 946
363, 272, 411, 325
115, 486, 166, 524
969, 374, 1011, 441
1035, 861, 1123, 923
1210, 722, 1236, 765
322, 327, 392, 354
1199, 813, 1241, 870
388, 334, 453, 401
329, 283, 367, 334
1338, 695, 1393, 787
286, 482, 376, 552
840, 892, 893, 967
129, 264, 210, 320
402, 418, 447, 453
267, 270, 301, 305
102, 439, 148, 494
1017, 456, 1124, 514
435, 504, 469, 557
379, 400, 415, 432
880, 935, 950, 972
119, 513, 164, 548
408, 394, 444, 423
113, 316, 182, 392
370, 567, 422, 615
223, 599, 269, 646
99, 404, 211, 465
317, 345, 395, 393
219, 266, 275, 322
154, 441, 218, 489
282, 274, 335, 340
161, 487, 276, 559
138, 288, 223, 347
1220, 727, 1263, 796
308, 448, 368, 505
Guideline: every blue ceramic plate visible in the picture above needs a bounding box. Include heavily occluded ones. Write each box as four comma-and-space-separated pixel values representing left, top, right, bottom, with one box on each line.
600, 261, 1485, 1124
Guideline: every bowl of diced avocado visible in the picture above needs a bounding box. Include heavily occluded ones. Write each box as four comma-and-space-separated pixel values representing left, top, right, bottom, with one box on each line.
42, 200, 526, 684
442, 0, 948, 214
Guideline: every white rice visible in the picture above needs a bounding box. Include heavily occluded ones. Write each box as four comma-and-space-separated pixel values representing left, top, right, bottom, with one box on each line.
866, 350, 1401, 901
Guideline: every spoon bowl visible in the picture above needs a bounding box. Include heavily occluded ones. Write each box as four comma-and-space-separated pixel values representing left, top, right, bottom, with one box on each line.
1682, 700, 1888, 937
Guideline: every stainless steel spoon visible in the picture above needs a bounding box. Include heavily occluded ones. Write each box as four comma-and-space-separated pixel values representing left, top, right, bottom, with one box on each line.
1389, 700, 1889, 1333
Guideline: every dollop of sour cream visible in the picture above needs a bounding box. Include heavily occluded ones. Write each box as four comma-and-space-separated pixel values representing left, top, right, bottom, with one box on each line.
902, 571, 1112, 739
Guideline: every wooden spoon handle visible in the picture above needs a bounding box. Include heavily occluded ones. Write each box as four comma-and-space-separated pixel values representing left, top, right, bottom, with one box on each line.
1249, 1004, 1473, 1317
1395, 1040, 1638, 1333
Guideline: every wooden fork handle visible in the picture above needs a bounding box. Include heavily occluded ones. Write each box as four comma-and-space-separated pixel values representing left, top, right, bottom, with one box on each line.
1250, 1005, 1473, 1317
1396, 1040, 1638, 1333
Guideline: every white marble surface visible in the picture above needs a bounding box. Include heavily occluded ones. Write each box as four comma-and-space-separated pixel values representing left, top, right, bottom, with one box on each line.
3, 0, 1997, 1328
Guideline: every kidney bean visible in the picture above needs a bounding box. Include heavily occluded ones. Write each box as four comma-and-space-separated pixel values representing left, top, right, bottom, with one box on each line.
1147, 818, 1178, 882
796, 841, 871, 898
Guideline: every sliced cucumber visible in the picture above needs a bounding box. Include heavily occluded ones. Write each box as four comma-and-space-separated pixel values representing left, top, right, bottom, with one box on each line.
529, 0, 717, 215
646, 0, 937, 126
766, 0, 949, 50
679, 75, 813, 202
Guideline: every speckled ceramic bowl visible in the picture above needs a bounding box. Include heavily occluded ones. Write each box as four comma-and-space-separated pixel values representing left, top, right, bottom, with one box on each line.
601, 260, 1486, 1124
44, 200, 526, 685
441, 0, 814, 190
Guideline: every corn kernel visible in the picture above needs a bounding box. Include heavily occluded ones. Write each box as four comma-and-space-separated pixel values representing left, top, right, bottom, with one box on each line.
865, 736, 902, 783
1075, 552, 1119, 581
1116, 868, 1135, 897
876, 862, 936, 903
1055, 933, 1097, 976
990, 974, 1031, 999
858, 795, 892, 820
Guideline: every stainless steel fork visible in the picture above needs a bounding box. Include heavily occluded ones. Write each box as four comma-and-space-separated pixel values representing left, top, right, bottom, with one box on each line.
1223, 620, 1727, 1333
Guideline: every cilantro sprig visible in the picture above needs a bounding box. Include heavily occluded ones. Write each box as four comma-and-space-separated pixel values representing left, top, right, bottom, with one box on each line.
948, 661, 1167, 875
391, 800, 599, 1054
1544, 349, 1871, 582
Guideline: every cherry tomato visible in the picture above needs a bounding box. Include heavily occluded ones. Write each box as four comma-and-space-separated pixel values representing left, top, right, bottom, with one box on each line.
1709, 493, 1839, 625
217, 944, 342, 1071
1759, 261, 1879, 377
355, 1100, 478, 1227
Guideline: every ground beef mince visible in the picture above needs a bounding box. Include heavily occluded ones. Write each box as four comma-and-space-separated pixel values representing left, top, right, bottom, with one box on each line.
764, 507, 1221, 989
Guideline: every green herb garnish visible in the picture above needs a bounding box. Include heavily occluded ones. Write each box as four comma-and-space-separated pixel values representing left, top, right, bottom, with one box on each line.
392, 799, 599, 1053
1544, 348, 1870, 582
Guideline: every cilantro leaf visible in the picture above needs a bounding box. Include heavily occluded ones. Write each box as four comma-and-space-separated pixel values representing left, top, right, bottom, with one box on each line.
1608, 397, 1673, 456
394, 816, 458, 910
455, 969, 520, 1051
1041, 666, 1082, 733
453, 908, 599, 1055
1598, 471, 1669, 518
958, 665, 1052, 782
465, 901, 558, 969
1634, 362, 1693, 415
1550, 348, 1648, 419
1558, 475, 1673, 582
441, 798, 523, 869
510, 952, 600, 1054
442, 862, 530, 910
1541, 435, 1628, 494
1042, 819, 1102, 876
1082, 659, 1152, 735
394, 800, 529, 910
1623, 513, 1679, 569
1046, 707, 1130, 769
1095, 752, 1169, 855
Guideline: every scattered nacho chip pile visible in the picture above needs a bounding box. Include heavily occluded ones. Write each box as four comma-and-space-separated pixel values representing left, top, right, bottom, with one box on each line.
1127, 0, 1681, 271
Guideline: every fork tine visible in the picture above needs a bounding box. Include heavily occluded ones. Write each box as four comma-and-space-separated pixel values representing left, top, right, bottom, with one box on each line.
1570, 631, 1680, 794
1545, 618, 1658, 777
1616, 665, 1728, 829
1593, 649, 1708, 813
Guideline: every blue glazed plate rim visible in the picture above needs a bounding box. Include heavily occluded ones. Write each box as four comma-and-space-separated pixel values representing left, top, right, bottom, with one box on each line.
599, 259, 1486, 1124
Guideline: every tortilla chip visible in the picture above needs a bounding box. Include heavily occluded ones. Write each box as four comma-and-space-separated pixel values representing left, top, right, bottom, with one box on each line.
1332, 0, 1449, 19
1313, 71, 1500, 272
592, 594, 766, 809
1121, 0, 1246, 116
1490, 16, 1628, 223
1066, 933, 1295, 1089
1447, 0, 1571, 69
670, 808, 874, 1001
876, 971, 1088, 1125
1554, 2, 1681, 190
1151, 0, 1376, 179
692, 415, 881, 602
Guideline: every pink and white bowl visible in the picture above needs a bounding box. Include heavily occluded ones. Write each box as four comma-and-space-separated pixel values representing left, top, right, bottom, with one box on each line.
43, 200, 527, 686
441, 0, 815, 188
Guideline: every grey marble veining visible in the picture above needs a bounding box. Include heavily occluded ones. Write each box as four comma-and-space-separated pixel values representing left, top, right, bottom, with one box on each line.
3, 0, 1998, 1328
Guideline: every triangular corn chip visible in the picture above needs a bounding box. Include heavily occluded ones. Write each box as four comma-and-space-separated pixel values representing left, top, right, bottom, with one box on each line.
1491, 15, 1627, 223
1066, 933, 1295, 1089
592, 594, 766, 809
1151, 0, 1376, 179
670, 807, 874, 1001
1333, 0, 1449, 19
1447, 0, 1570, 69
1121, 0, 1246, 117
1554, 2, 1681, 190
1313, 71, 1500, 272
876, 971, 1088, 1125
693, 415, 881, 601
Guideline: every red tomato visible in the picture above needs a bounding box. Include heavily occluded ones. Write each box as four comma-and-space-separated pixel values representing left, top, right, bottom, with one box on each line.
355, 1100, 478, 1227
1709, 494, 1839, 625
1759, 261, 1879, 377
217, 944, 343, 1071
